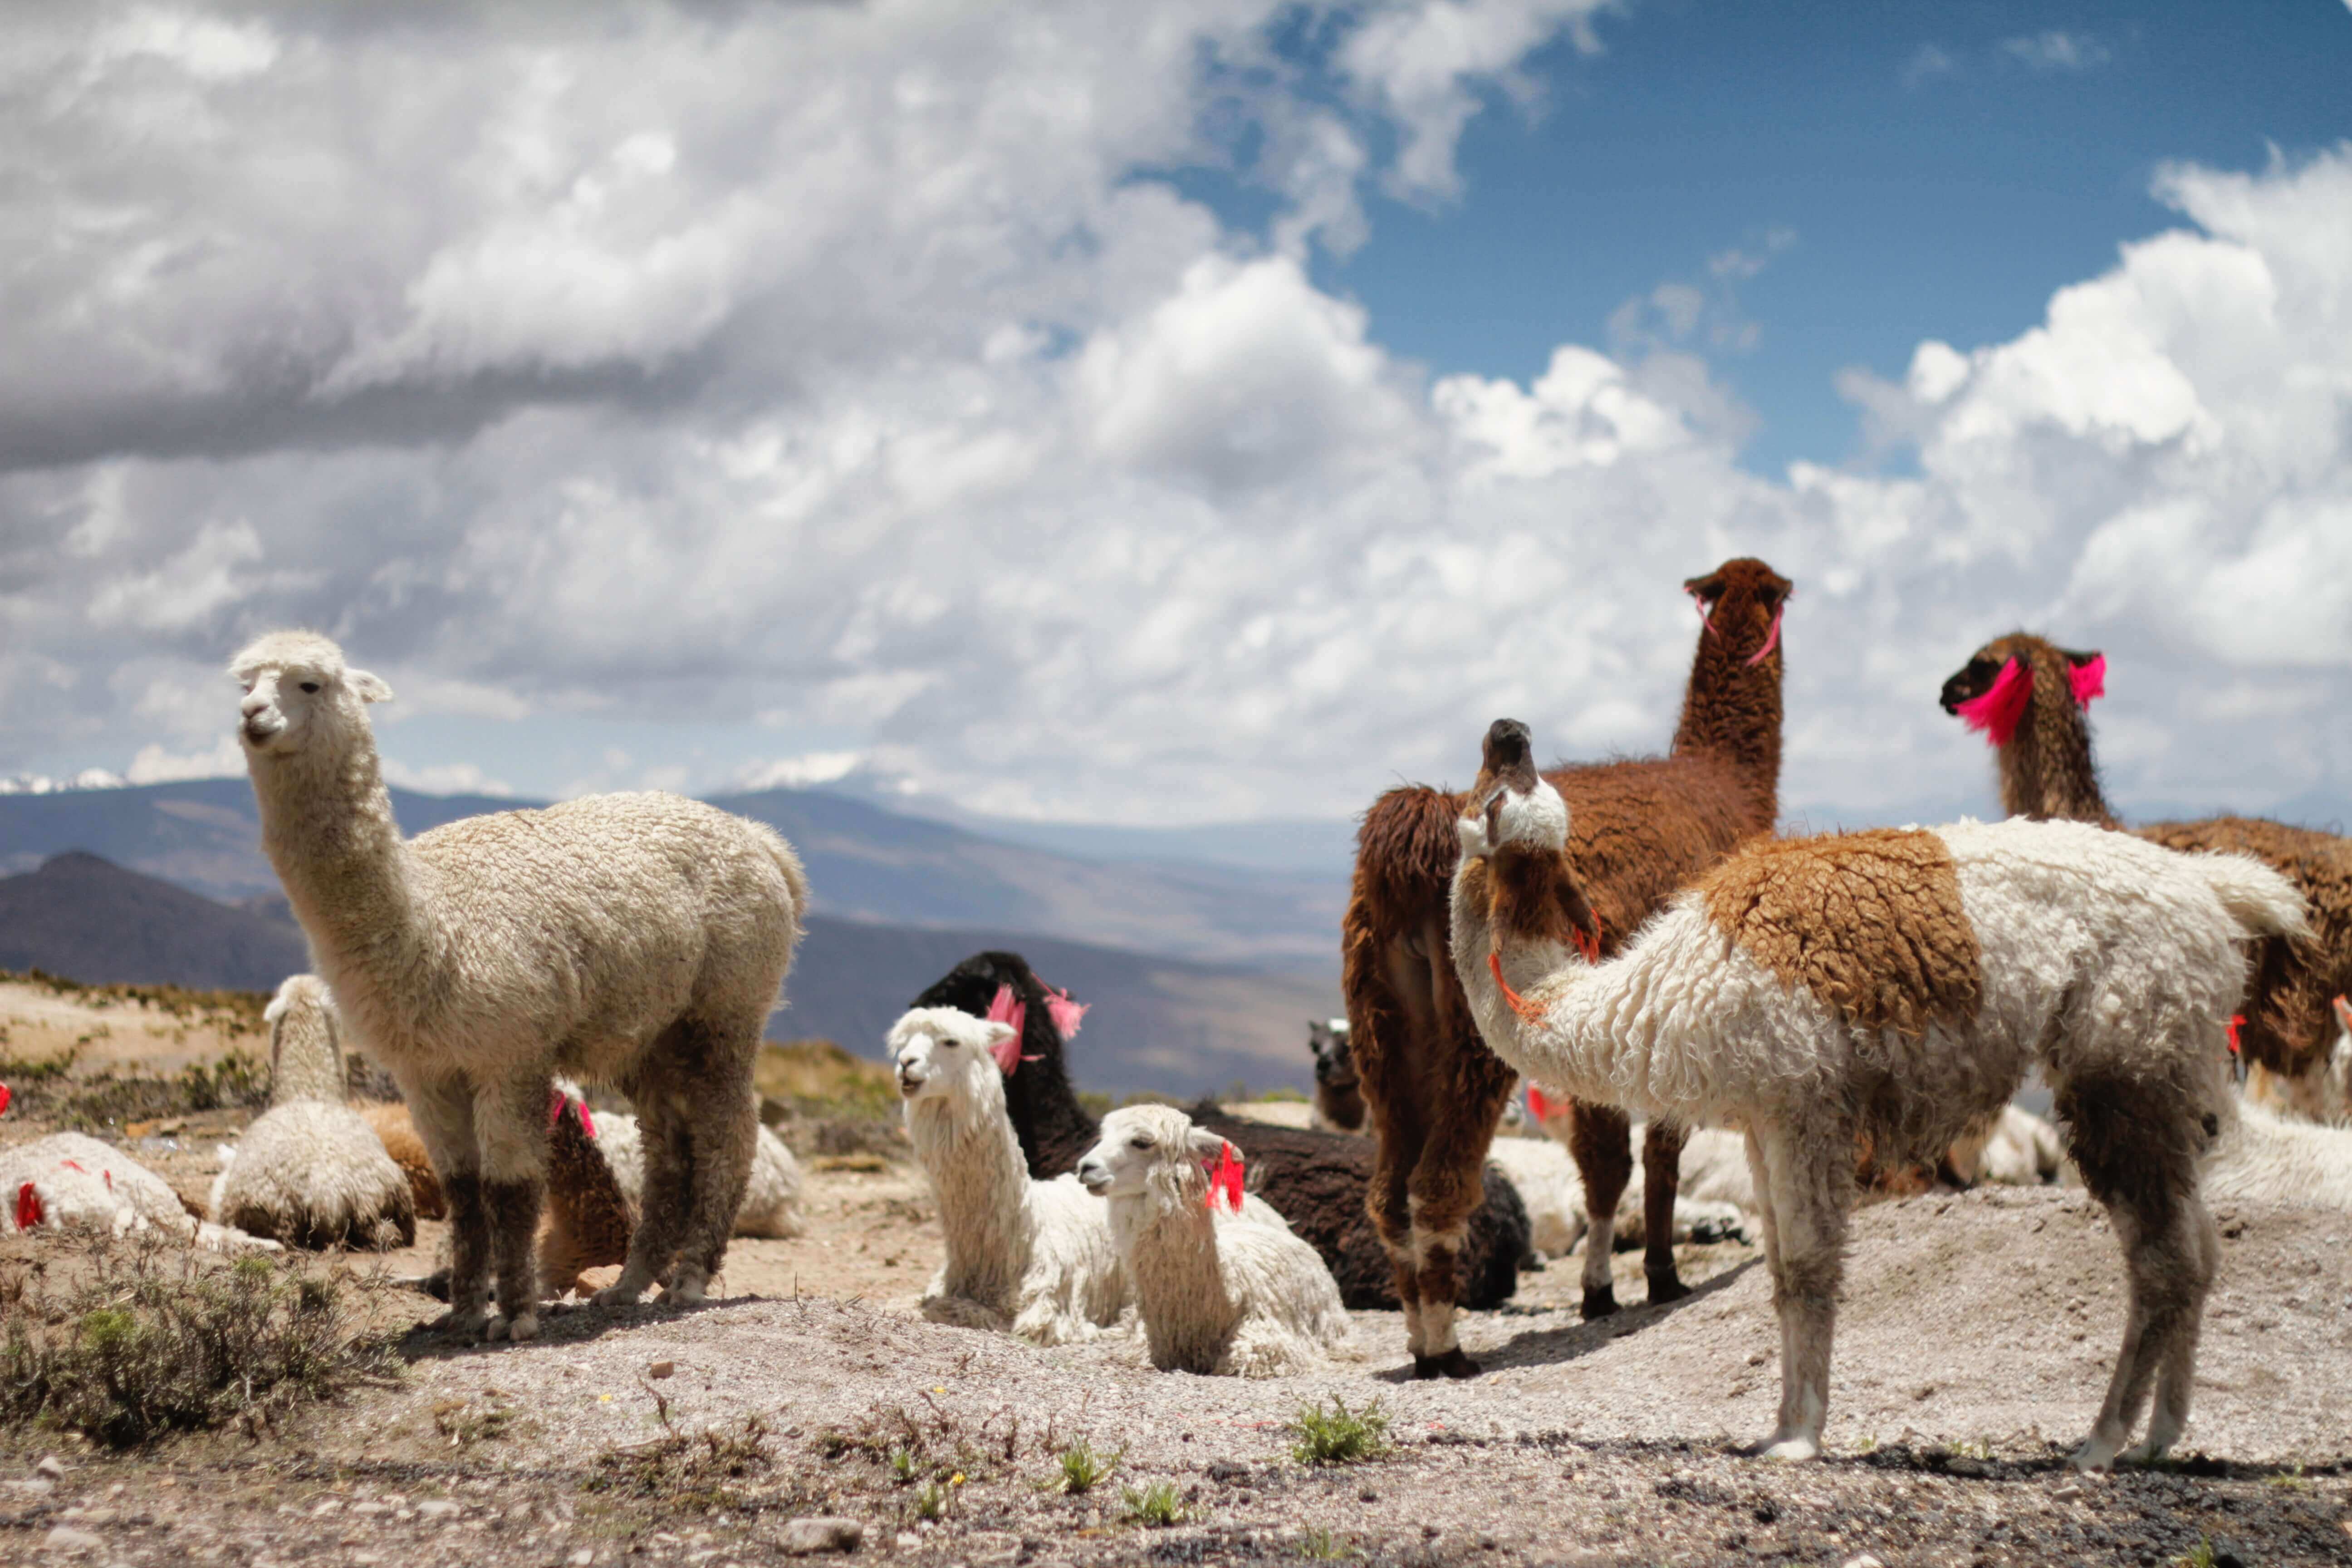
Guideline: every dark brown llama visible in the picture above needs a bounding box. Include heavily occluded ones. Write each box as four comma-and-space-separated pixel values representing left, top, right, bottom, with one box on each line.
1941, 632, 2352, 1088
1307, 1019, 1366, 1133
1343, 557, 1790, 1377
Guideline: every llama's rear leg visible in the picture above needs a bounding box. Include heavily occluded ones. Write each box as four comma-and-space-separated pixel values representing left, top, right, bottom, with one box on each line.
1641, 1117, 1690, 1305
668, 1020, 761, 1303
406, 1076, 491, 1338
598, 1098, 692, 1307
1752, 1127, 1849, 1461
1568, 1101, 1635, 1318
2124, 1196, 2220, 1465
475, 1074, 550, 1343
1367, 1137, 1423, 1357
1406, 1067, 1514, 1379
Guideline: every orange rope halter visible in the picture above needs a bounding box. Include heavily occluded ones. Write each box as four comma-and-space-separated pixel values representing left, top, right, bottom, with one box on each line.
1488, 913, 1603, 1024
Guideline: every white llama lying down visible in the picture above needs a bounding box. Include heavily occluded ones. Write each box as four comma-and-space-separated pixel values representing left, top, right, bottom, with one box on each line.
1453, 718, 2302, 1470
230, 630, 808, 1343
1946, 1104, 2067, 1187
210, 975, 417, 1250
1499, 1116, 1751, 1258
3, 1132, 279, 1254
2203, 1100, 2352, 1210
592, 1105, 805, 1239
890, 1007, 1127, 1344
1077, 1105, 1354, 1377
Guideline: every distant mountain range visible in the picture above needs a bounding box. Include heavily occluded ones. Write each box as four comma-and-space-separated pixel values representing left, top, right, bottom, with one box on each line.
0, 850, 1335, 1097
0, 777, 1346, 972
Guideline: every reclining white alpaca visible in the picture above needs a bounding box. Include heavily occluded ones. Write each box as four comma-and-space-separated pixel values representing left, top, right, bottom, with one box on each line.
1077, 1105, 1352, 1377
3, 1132, 278, 1254
230, 631, 808, 1343
211, 975, 417, 1250
2205, 1100, 2352, 1209
1451, 718, 2303, 1470
593, 1105, 805, 1239
890, 1007, 1126, 1344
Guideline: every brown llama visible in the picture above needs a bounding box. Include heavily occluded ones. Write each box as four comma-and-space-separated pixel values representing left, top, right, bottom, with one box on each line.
1941, 633, 2352, 1091
1343, 557, 1789, 1377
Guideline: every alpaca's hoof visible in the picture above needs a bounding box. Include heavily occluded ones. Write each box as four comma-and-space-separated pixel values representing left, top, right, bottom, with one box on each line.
1411, 1348, 1481, 1381
1757, 1436, 1819, 1463
589, 1283, 646, 1309
486, 1311, 538, 1344
2069, 1441, 2118, 1473
435, 1307, 489, 1338
659, 1280, 708, 1307
1645, 1270, 1691, 1307
1580, 1284, 1619, 1320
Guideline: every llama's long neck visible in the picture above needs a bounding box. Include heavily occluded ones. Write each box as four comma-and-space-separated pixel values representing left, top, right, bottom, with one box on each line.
1449, 855, 1655, 1117
1671, 593, 1784, 829
270, 1005, 347, 1105
1110, 1172, 1238, 1370
1995, 647, 2116, 826
247, 737, 436, 1031
907, 1084, 1036, 1303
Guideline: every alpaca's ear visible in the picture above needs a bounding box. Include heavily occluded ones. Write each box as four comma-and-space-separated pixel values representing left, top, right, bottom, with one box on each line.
1186, 1128, 1226, 1160
980, 1021, 1017, 1048
347, 668, 394, 704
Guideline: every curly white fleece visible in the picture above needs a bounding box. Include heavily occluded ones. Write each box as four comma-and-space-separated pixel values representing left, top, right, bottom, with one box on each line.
591, 1108, 805, 1239
4, 1132, 276, 1253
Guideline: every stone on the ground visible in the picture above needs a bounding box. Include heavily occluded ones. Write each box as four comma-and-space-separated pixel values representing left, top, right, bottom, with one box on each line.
781, 1517, 865, 1554
39, 1524, 104, 1554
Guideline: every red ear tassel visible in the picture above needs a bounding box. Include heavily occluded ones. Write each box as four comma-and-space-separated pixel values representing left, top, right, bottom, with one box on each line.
1526, 1084, 1560, 1123
2226, 1014, 2244, 1055
1205, 1141, 1245, 1214
15, 1181, 41, 1231
0, 1082, 12, 1117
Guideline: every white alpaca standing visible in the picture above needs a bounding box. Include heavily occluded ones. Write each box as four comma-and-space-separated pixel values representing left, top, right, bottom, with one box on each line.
2, 1132, 278, 1253
1451, 719, 2303, 1470
230, 631, 808, 1342
593, 1107, 805, 1238
209, 975, 417, 1249
2204, 1100, 2352, 1209
889, 1007, 1127, 1344
1076, 1104, 1353, 1377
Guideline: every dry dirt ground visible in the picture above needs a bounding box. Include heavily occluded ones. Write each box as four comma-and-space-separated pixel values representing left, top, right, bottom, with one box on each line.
4, 1128, 2351, 1568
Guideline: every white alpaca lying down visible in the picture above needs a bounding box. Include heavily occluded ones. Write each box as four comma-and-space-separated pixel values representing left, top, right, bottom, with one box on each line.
1078, 1104, 1352, 1378
589, 1107, 806, 1239
1494, 1122, 1753, 1259
890, 1007, 1127, 1345
4, 1132, 279, 1254
2204, 1100, 2352, 1210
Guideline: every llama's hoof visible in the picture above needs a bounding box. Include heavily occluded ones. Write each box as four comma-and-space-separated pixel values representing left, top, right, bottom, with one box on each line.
1580, 1284, 1619, 1320
2118, 1437, 2174, 1467
1645, 1271, 1691, 1307
486, 1311, 539, 1344
590, 1282, 648, 1309
1756, 1436, 1819, 1463
1411, 1348, 1482, 1381
435, 1307, 490, 1339
2068, 1441, 2118, 1473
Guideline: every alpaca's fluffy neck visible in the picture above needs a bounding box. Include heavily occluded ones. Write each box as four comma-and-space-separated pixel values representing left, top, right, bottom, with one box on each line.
1109, 1170, 1238, 1370
1450, 860, 1658, 1118
246, 732, 437, 1041
271, 1008, 347, 1105
1995, 645, 2117, 827
906, 1083, 1036, 1300
1671, 588, 1784, 829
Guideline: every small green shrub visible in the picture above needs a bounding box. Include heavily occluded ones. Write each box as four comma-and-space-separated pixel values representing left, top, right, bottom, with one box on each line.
913, 1480, 950, 1520
2174, 1539, 2220, 1568
588, 1415, 774, 1508
1295, 1527, 1351, 1559
890, 1446, 919, 1483
1288, 1398, 1388, 1466
1122, 1479, 1189, 1527
1055, 1437, 1118, 1494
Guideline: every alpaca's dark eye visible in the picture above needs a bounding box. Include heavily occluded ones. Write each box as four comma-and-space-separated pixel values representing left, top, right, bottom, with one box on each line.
1131, 1136, 1153, 1149
299, 682, 320, 693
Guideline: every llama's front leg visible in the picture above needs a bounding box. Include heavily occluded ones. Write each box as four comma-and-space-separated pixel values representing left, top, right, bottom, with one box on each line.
1568, 1101, 1635, 1318
406, 1076, 491, 1337
475, 1073, 550, 1343
1640, 1117, 1690, 1305
600, 1095, 691, 1306
1406, 1067, 1514, 1379
1754, 1129, 1848, 1461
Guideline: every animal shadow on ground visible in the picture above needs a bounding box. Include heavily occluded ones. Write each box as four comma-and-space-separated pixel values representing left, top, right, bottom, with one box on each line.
1475, 1256, 1761, 1376
392, 1291, 742, 1364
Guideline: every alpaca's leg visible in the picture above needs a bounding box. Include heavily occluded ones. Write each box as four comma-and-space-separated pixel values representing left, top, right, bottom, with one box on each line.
2127, 1194, 2219, 1465
664, 1017, 761, 1304
1754, 1127, 1848, 1461
1407, 1052, 1514, 1380
1640, 1117, 1690, 1306
601, 1094, 691, 1305
406, 1076, 491, 1336
1352, 928, 1431, 1363
1569, 1101, 1635, 1318
473, 1073, 549, 1343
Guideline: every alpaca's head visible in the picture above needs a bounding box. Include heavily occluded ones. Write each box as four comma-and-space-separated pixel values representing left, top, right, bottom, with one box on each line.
1684, 557, 1793, 669
264, 973, 346, 1104
228, 631, 392, 762
1458, 719, 1566, 862
1939, 632, 2104, 745
1306, 1018, 1356, 1094
887, 1005, 1016, 1108
1075, 1105, 1225, 1203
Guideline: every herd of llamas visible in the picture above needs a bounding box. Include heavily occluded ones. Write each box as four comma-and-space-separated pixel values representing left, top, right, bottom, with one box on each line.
3, 570, 2352, 1475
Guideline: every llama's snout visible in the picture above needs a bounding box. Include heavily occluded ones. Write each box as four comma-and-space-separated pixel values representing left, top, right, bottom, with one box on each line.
894, 1055, 928, 1098
1075, 1156, 1111, 1195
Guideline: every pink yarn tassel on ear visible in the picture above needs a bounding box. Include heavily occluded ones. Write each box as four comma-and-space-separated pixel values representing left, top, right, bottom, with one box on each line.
1954, 657, 2033, 747
1205, 1142, 1245, 1215
1043, 985, 1088, 1041
984, 984, 1030, 1075
1744, 603, 1784, 667
2068, 652, 2106, 708
1525, 1084, 1560, 1124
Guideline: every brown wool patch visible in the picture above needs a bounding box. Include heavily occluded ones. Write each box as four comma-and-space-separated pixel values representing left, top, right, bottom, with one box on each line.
1698, 828, 1981, 1037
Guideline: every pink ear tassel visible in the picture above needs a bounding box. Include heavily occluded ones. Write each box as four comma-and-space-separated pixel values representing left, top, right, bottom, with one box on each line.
1688, 587, 1718, 638
1205, 1142, 1245, 1215
1743, 603, 1784, 668
984, 985, 1029, 1075
1043, 985, 1088, 1041
2068, 652, 2106, 708
1953, 657, 2033, 747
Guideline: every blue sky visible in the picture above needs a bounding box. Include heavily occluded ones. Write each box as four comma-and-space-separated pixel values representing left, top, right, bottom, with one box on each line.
3, 1, 2351, 849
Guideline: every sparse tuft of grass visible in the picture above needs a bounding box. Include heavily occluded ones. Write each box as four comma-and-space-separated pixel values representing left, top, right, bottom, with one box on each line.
431, 1397, 515, 1449
588, 1414, 774, 1509
2263, 1464, 2310, 1492
0, 1237, 397, 1447
889, 1446, 919, 1483
1121, 1479, 1190, 1527
2174, 1538, 2220, 1568
1055, 1436, 1118, 1494
1295, 1526, 1352, 1559
912, 1480, 950, 1520
1288, 1397, 1388, 1466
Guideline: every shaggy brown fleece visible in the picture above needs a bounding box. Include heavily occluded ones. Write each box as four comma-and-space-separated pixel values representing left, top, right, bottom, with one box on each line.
1941, 631, 2352, 1078
538, 1097, 633, 1297
361, 1102, 446, 1221
1345, 558, 1790, 1355
1697, 829, 1983, 1038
